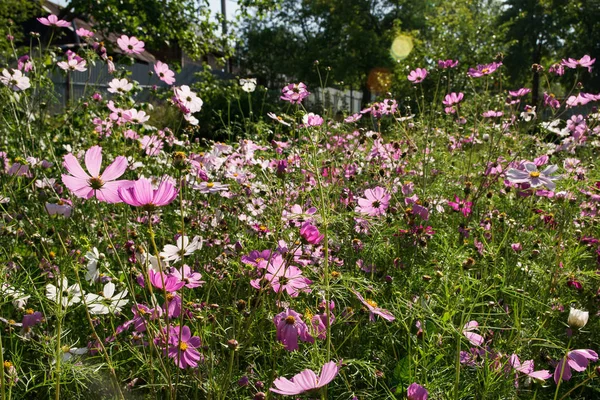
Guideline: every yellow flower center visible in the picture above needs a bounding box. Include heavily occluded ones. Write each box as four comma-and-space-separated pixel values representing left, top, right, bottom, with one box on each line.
179, 342, 188, 351
366, 299, 378, 308
206, 182, 214, 188
88, 176, 104, 190
285, 316, 296, 324
25, 308, 34, 315
529, 171, 540, 178
4, 361, 13, 368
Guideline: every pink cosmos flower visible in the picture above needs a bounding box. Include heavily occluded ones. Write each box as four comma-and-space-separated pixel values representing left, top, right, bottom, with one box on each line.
171, 265, 204, 288
117, 35, 145, 55
154, 61, 176, 85
509, 354, 552, 383
264, 255, 312, 297
508, 88, 531, 98
442, 92, 464, 114
468, 62, 502, 77
554, 349, 598, 384
62, 145, 132, 203
57, 58, 87, 72
561, 55, 596, 72
356, 187, 391, 217
273, 309, 313, 351
438, 59, 459, 69
0, 69, 30, 91
280, 82, 310, 104
351, 289, 395, 322
173, 85, 203, 113
270, 360, 339, 395
37, 14, 70, 28
149, 270, 185, 292
462, 321, 484, 346
299, 222, 324, 245
566, 93, 592, 108
75, 28, 94, 38
447, 196, 472, 217
549, 63, 565, 76
167, 325, 202, 368
140, 135, 163, 156
482, 110, 503, 118
544, 92, 560, 109
118, 177, 178, 209
408, 68, 428, 83
506, 162, 560, 191
302, 112, 324, 127
407, 383, 428, 400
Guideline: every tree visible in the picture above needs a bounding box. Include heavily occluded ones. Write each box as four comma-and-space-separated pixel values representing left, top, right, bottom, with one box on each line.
0, 0, 42, 59
498, 0, 570, 105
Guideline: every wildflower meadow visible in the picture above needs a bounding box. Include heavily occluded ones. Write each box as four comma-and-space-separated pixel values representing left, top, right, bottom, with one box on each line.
1, 5, 600, 400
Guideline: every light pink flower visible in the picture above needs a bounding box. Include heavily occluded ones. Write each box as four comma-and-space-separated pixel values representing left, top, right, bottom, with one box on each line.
408, 68, 428, 83
462, 321, 484, 346
561, 55, 595, 72
118, 177, 178, 209
76, 28, 94, 38
62, 146, 132, 203
509, 354, 552, 382
154, 61, 175, 85
117, 35, 145, 55
108, 78, 133, 94
37, 14, 70, 28
356, 186, 390, 217
270, 361, 339, 395
264, 255, 311, 297
351, 289, 395, 322
57, 58, 87, 72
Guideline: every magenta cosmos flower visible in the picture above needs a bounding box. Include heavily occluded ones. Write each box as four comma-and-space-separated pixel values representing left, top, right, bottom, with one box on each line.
356, 187, 391, 217
408, 68, 428, 83
351, 289, 395, 322
554, 349, 598, 383
438, 59, 459, 69
154, 61, 176, 85
118, 177, 178, 209
270, 360, 339, 395
37, 14, 70, 28
167, 325, 202, 368
117, 35, 145, 55
468, 61, 502, 77
62, 145, 132, 203
280, 82, 310, 104
299, 221, 324, 245
407, 383, 428, 400
273, 308, 313, 351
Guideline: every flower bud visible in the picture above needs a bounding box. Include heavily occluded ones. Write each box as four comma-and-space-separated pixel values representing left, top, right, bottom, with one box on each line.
567, 307, 589, 329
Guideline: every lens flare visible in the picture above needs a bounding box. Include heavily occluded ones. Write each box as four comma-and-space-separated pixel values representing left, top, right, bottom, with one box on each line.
390, 35, 413, 61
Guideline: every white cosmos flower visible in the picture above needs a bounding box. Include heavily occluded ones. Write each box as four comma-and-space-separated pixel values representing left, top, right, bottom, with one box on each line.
107, 78, 133, 94
84, 247, 103, 283
1, 283, 30, 309
160, 235, 202, 263
568, 307, 589, 329
46, 277, 82, 307
240, 78, 257, 93
85, 281, 129, 315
